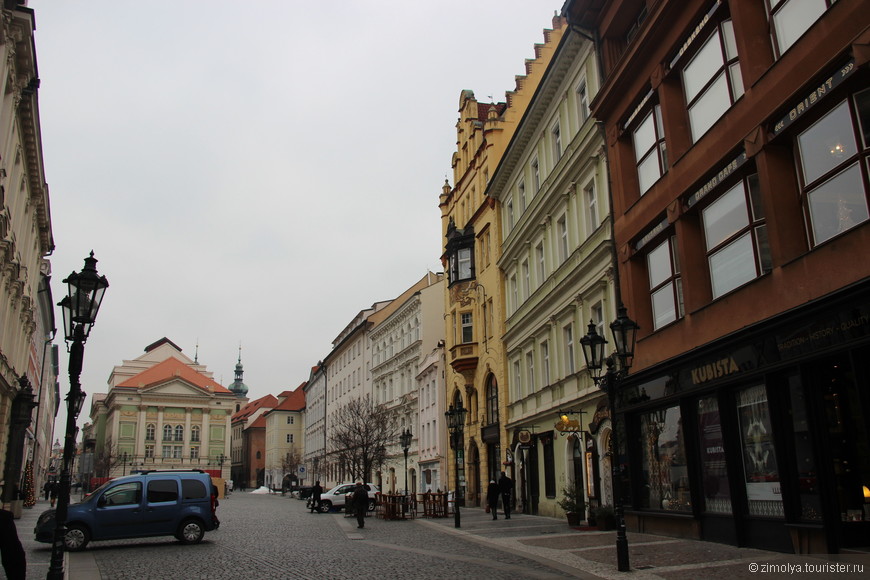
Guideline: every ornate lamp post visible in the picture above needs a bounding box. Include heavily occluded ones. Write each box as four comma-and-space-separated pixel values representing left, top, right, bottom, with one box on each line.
48, 252, 109, 580
444, 401, 467, 528
580, 304, 638, 573
399, 428, 412, 494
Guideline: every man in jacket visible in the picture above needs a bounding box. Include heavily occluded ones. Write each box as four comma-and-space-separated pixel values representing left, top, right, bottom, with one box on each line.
0, 508, 25, 579
311, 480, 323, 513
498, 471, 514, 519
351, 482, 369, 529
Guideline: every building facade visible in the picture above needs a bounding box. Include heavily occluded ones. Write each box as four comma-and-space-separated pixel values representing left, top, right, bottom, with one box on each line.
263, 387, 305, 490
440, 16, 566, 507
566, 0, 870, 554
369, 272, 444, 493
89, 338, 235, 480
416, 344, 447, 494
230, 393, 277, 489
0, 2, 58, 509
488, 22, 615, 519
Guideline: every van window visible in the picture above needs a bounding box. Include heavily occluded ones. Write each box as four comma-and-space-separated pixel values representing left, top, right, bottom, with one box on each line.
181, 479, 207, 499
147, 479, 179, 503
102, 482, 141, 506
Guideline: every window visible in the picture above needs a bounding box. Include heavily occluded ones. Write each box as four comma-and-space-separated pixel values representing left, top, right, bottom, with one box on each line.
526, 352, 535, 394
286, 434, 295, 444
768, 0, 832, 57
145, 424, 155, 441
513, 360, 522, 400
510, 274, 518, 312
190, 425, 200, 442
506, 198, 515, 230
174, 425, 184, 442
543, 436, 556, 498
518, 180, 526, 212
737, 384, 783, 517
145, 445, 154, 459
797, 94, 870, 246
460, 312, 473, 343
584, 182, 598, 236
648, 236, 684, 330
148, 480, 179, 503
102, 482, 141, 507
552, 120, 562, 161
591, 301, 604, 338
181, 479, 207, 500
557, 215, 569, 262
456, 248, 472, 280
564, 324, 575, 375
536, 242, 545, 284
485, 376, 499, 425
486, 298, 494, 338
541, 341, 550, 387
702, 174, 771, 298
286, 416, 294, 425
633, 104, 667, 195
162, 445, 172, 459
190, 446, 199, 459
445, 221, 475, 284
521, 260, 530, 300
640, 406, 691, 512
577, 79, 589, 124
162, 425, 172, 441
682, 19, 743, 142
531, 158, 540, 193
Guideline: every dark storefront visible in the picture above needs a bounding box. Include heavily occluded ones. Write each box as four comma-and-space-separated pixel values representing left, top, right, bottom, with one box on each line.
619, 282, 870, 553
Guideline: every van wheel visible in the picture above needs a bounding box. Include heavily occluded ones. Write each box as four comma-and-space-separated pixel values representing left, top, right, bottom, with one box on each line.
177, 519, 205, 544
319, 501, 332, 513
367, 499, 376, 512
63, 524, 90, 551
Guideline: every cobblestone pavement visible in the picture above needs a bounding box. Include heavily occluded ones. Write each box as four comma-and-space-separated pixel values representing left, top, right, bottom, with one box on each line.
15, 494, 870, 579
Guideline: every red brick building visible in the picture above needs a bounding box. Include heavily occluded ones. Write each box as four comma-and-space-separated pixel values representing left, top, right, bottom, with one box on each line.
564, 0, 869, 553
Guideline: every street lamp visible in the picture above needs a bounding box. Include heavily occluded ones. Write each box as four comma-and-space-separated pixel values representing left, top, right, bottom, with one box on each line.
399, 428, 412, 495
580, 304, 638, 573
445, 401, 467, 528
121, 452, 129, 476
48, 252, 109, 580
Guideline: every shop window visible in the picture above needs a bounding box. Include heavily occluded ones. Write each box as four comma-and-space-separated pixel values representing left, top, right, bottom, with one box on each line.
702, 174, 771, 298
784, 374, 821, 521
697, 397, 731, 513
768, 0, 832, 57
647, 236, 684, 330
640, 405, 691, 512
633, 104, 668, 195
737, 384, 784, 518
797, 94, 870, 245
682, 19, 743, 142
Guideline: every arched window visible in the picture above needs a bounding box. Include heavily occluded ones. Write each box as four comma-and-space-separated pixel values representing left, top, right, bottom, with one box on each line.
190, 425, 200, 442
174, 425, 184, 442
145, 424, 156, 441
162, 424, 172, 441
485, 375, 499, 425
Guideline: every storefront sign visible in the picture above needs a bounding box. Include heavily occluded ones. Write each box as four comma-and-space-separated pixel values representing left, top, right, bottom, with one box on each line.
686, 151, 748, 209
772, 59, 856, 136
634, 216, 670, 252
622, 88, 654, 131
690, 356, 741, 386
776, 309, 870, 360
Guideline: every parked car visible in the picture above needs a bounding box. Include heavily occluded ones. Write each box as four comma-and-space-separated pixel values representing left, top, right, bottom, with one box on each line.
34, 470, 219, 550
316, 483, 379, 513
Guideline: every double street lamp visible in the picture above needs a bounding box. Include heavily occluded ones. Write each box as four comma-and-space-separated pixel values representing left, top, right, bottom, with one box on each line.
444, 401, 467, 529
399, 428, 412, 494
579, 304, 638, 573
48, 252, 109, 580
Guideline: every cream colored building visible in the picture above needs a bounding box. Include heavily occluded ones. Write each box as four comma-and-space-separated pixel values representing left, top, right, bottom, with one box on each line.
0, 3, 58, 507
440, 16, 566, 507
263, 387, 305, 490
89, 338, 236, 479
488, 25, 614, 519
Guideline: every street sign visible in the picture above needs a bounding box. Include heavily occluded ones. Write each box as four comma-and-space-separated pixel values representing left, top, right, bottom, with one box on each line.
297, 465, 306, 477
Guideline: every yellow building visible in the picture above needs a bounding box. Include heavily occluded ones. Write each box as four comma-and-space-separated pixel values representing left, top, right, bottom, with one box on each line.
440, 15, 566, 507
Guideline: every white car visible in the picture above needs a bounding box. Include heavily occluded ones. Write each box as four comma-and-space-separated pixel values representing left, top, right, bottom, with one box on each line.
316, 483, 379, 513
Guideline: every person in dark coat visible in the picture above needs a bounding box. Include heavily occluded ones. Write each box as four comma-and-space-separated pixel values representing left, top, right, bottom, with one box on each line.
0, 509, 26, 580
351, 482, 369, 529
486, 480, 500, 520
49, 480, 59, 507
498, 471, 514, 519
310, 480, 323, 513
43, 480, 51, 501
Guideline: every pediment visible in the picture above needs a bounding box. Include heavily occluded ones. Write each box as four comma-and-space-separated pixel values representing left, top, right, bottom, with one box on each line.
140, 379, 213, 398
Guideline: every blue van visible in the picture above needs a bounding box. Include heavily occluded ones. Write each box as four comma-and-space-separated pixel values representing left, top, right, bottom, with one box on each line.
34, 470, 219, 550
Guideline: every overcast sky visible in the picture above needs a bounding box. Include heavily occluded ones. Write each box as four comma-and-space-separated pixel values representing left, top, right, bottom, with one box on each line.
30, 0, 562, 431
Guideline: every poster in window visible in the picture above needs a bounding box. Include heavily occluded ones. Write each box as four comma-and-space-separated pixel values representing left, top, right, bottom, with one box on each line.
737, 385, 781, 502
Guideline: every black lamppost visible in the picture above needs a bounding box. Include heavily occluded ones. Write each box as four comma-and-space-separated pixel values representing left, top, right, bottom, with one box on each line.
48, 252, 109, 580
445, 401, 467, 529
121, 452, 128, 476
580, 304, 638, 573
399, 428, 412, 494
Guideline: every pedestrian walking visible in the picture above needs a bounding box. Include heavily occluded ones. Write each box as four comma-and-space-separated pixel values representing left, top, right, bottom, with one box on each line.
351, 482, 369, 529
498, 471, 514, 519
486, 480, 500, 520
310, 480, 323, 513
0, 508, 26, 580
42, 480, 51, 501
49, 480, 58, 508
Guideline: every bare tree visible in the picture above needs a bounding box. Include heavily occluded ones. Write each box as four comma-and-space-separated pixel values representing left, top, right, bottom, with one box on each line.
328, 395, 397, 483
280, 445, 303, 489
93, 439, 125, 478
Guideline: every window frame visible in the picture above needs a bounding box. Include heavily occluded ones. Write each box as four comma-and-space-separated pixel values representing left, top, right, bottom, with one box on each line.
647, 235, 684, 330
